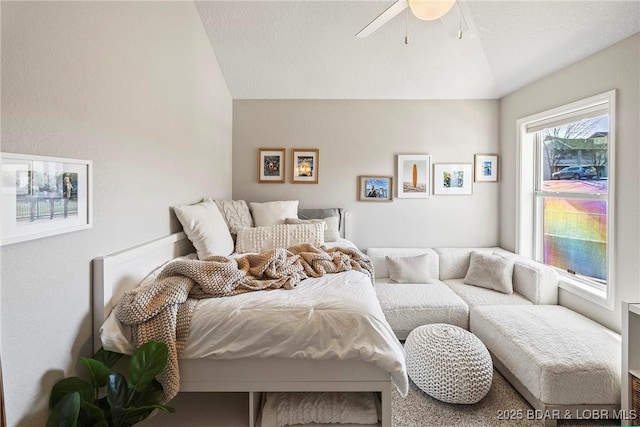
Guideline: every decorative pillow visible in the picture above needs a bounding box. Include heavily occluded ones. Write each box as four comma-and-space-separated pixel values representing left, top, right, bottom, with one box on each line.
385, 254, 433, 284
463, 251, 515, 294
250, 200, 299, 226
298, 207, 343, 232
209, 199, 253, 237
173, 200, 234, 259
235, 223, 325, 254
284, 216, 339, 242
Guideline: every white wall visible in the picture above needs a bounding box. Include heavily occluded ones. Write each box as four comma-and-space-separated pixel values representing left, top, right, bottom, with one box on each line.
499, 34, 640, 332
0, 2, 232, 426
233, 100, 500, 250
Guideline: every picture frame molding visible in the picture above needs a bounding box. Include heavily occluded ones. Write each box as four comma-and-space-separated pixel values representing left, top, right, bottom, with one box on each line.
474, 153, 499, 182
433, 163, 474, 195
397, 154, 431, 198
258, 148, 286, 183
1, 152, 93, 245
358, 175, 393, 202
291, 148, 319, 184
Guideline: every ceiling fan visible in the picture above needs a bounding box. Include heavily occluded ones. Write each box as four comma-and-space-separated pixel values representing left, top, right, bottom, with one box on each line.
355, 0, 467, 40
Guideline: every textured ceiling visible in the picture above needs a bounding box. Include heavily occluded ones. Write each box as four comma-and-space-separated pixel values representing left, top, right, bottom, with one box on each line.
195, 0, 640, 100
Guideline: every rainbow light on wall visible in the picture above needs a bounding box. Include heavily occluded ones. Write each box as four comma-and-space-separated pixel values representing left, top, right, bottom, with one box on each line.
543, 198, 607, 282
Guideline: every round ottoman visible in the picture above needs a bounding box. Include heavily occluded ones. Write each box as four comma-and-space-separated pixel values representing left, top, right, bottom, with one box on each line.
405, 323, 493, 404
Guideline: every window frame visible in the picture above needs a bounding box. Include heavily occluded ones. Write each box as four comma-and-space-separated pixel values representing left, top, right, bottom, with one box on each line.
515, 90, 616, 309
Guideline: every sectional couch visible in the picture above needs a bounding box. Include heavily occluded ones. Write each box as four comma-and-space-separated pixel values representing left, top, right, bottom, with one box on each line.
366, 247, 622, 427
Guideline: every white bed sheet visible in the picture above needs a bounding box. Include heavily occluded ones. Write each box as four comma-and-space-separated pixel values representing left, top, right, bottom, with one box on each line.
100, 240, 409, 396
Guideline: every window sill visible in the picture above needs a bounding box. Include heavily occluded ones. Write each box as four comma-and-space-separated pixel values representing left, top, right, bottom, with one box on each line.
558, 276, 613, 310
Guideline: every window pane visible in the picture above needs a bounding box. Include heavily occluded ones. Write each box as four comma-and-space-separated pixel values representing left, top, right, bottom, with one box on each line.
540, 115, 609, 193
543, 198, 607, 284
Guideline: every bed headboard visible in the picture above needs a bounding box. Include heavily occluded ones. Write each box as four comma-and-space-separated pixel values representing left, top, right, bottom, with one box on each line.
92, 232, 194, 352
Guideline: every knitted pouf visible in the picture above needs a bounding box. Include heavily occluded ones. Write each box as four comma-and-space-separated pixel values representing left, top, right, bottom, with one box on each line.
405, 323, 493, 404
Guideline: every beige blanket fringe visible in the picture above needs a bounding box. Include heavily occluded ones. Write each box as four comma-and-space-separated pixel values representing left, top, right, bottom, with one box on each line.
115, 244, 374, 403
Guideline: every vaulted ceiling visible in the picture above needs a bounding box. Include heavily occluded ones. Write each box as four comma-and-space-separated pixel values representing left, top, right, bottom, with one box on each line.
195, 0, 640, 99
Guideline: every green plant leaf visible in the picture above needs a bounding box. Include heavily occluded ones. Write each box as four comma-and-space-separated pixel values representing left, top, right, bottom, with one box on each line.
79, 400, 106, 424
128, 340, 168, 390
46, 391, 80, 427
128, 379, 163, 408
93, 347, 124, 368
49, 377, 93, 409
106, 373, 128, 423
80, 357, 112, 388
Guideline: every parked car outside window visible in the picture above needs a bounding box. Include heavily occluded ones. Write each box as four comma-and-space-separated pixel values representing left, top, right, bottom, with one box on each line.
551, 166, 597, 180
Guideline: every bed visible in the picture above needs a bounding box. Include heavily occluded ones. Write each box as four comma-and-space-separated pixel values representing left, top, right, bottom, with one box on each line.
93, 228, 407, 427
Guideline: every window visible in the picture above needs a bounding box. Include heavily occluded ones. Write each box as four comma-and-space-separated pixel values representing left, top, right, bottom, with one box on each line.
517, 91, 615, 308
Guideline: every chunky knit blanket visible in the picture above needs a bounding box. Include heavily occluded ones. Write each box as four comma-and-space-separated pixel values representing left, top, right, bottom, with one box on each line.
114, 244, 374, 403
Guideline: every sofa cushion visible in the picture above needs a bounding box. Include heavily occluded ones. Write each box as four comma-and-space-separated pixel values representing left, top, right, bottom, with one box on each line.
444, 279, 532, 308
434, 247, 501, 280
463, 251, 514, 294
375, 279, 469, 339
386, 254, 434, 284
367, 248, 439, 280
497, 251, 559, 305
471, 305, 621, 406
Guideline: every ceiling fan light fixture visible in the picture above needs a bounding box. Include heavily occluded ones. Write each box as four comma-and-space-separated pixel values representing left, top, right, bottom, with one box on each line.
408, 0, 456, 21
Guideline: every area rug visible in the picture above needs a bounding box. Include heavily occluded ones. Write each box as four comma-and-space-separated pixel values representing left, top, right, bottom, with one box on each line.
391, 369, 616, 427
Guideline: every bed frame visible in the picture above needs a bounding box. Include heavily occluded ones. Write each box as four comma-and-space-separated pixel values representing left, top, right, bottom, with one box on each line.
92, 229, 391, 427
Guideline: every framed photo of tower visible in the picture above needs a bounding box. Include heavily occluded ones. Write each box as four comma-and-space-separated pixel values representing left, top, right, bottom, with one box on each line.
397, 155, 431, 198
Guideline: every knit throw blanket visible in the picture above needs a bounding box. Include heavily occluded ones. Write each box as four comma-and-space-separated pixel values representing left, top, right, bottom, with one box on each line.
114, 244, 374, 403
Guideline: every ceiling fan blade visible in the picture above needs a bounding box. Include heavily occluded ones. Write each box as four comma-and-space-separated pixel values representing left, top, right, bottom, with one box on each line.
355, 0, 408, 38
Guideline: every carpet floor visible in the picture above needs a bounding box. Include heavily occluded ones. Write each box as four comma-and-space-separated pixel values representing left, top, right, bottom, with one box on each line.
391, 369, 618, 427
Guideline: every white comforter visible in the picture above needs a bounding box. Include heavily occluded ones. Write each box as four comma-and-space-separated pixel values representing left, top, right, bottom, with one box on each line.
101, 248, 409, 396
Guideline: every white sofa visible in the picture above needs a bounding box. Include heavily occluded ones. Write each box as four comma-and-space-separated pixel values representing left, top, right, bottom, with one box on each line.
366, 247, 621, 427
367, 247, 558, 339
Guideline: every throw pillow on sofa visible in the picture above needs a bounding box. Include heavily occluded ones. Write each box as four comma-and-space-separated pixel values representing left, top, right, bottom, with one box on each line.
385, 254, 434, 284
463, 251, 514, 294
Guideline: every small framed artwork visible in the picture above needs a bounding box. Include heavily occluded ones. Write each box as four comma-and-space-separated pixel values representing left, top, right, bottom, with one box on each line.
291, 149, 319, 184
358, 176, 393, 202
397, 154, 431, 198
433, 163, 473, 195
1, 153, 93, 245
258, 148, 285, 183
474, 154, 499, 182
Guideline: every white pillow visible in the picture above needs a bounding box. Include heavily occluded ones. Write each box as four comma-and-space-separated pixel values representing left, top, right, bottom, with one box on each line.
284, 216, 340, 242
463, 251, 514, 294
250, 200, 299, 226
322, 216, 340, 242
209, 199, 253, 237
284, 216, 339, 242
385, 254, 433, 284
173, 200, 234, 259
235, 223, 325, 254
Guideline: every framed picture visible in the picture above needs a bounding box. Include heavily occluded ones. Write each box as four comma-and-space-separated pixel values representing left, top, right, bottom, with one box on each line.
291, 149, 319, 184
474, 154, 499, 182
433, 163, 473, 195
1, 153, 92, 245
358, 176, 393, 202
258, 148, 285, 183
397, 154, 431, 198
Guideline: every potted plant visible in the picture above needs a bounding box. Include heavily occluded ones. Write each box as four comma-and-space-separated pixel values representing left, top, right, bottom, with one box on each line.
47, 340, 175, 427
